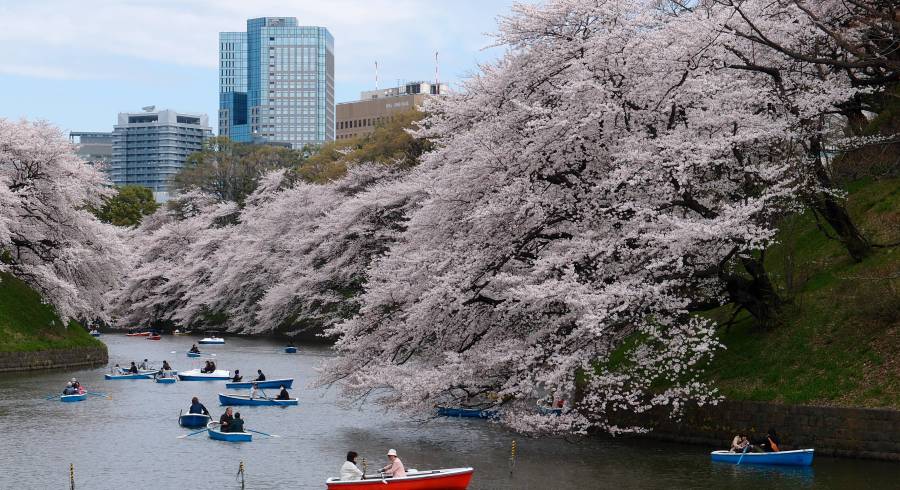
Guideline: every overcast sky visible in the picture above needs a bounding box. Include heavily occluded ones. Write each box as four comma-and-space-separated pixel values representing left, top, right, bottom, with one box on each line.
0, 0, 524, 133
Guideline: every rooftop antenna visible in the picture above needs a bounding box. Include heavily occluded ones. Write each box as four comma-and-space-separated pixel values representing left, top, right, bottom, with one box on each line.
375, 60, 379, 90
434, 51, 440, 90
142, 105, 155, 112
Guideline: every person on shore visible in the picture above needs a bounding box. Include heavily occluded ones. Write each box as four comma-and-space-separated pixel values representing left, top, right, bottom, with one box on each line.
128, 362, 139, 374
255, 369, 266, 382
341, 451, 364, 481
189, 344, 200, 354
139, 359, 149, 370
730, 434, 750, 453
381, 449, 406, 478
161, 360, 172, 371
276, 385, 291, 400
227, 412, 245, 433
219, 407, 234, 431
189, 396, 209, 416
232, 370, 242, 382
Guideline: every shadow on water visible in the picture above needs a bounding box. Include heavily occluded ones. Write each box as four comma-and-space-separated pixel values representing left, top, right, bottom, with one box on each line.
0, 335, 896, 489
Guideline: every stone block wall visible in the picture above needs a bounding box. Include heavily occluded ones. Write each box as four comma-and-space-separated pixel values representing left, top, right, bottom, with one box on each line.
635, 400, 900, 461
0, 346, 108, 372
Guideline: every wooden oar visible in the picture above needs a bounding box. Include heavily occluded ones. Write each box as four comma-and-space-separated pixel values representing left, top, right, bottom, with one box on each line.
177, 428, 209, 439
245, 429, 280, 438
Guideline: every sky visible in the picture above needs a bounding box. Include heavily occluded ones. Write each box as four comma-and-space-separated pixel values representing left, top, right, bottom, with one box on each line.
0, 0, 526, 134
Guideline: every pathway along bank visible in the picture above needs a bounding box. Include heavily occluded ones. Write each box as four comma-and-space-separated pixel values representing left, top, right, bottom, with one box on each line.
621, 400, 900, 462
0, 345, 107, 372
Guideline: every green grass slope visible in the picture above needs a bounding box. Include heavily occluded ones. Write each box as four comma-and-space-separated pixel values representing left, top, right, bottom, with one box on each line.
0, 272, 103, 352
704, 178, 900, 408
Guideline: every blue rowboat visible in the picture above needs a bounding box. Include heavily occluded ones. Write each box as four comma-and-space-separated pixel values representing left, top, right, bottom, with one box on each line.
437, 407, 498, 419
208, 429, 251, 442
177, 369, 231, 381
186, 352, 202, 358
198, 337, 225, 345
710, 449, 814, 466
89, 330, 101, 337
60, 393, 87, 402
225, 378, 293, 390
105, 372, 154, 380
156, 377, 176, 384
178, 413, 211, 428
218, 393, 298, 406
284, 346, 297, 353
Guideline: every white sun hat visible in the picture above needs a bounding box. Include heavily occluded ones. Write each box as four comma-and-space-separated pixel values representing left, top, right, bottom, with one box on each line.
387, 449, 398, 456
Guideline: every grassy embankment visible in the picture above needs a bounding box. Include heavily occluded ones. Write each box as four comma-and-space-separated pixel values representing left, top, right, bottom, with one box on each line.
0, 272, 103, 352
703, 177, 900, 408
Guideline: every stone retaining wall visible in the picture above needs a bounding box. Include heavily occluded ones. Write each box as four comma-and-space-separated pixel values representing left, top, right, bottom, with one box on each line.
630, 400, 900, 461
0, 346, 108, 372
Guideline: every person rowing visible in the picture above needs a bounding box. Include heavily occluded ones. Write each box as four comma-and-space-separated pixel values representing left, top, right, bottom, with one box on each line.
189, 396, 209, 415
189, 344, 200, 354
276, 385, 291, 400
138, 359, 149, 370
249, 382, 265, 400
254, 369, 266, 382
231, 370, 242, 382
162, 360, 172, 371
128, 361, 139, 374
71, 378, 81, 391
62, 382, 78, 395
381, 449, 406, 478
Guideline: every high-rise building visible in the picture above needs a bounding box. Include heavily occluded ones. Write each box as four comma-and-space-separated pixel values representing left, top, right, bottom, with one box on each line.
219, 17, 334, 149
69, 131, 114, 166
111, 108, 211, 202
336, 81, 448, 140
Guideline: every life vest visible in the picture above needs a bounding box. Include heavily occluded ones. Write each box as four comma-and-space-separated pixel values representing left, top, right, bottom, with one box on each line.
768, 437, 780, 452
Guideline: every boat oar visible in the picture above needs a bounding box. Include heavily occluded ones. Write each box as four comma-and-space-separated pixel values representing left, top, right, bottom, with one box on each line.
246, 429, 280, 438
177, 428, 209, 439
736, 445, 750, 465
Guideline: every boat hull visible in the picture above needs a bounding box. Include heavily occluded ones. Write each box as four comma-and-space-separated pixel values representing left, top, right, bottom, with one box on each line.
284, 347, 297, 353
186, 352, 202, 358
126, 332, 151, 337
147, 335, 161, 340
60, 394, 87, 402
218, 393, 298, 406
224, 378, 293, 390
437, 407, 497, 419
208, 429, 251, 442
199, 338, 225, 344
90, 332, 101, 337
156, 377, 176, 384
177, 369, 231, 381
710, 449, 814, 466
178, 413, 211, 428
105, 372, 154, 380
326, 468, 474, 490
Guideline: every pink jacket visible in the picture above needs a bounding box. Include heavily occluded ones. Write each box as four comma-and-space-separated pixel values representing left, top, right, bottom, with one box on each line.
382, 458, 406, 478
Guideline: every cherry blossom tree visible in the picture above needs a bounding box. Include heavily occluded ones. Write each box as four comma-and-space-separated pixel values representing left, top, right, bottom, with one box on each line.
0, 119, 126, 323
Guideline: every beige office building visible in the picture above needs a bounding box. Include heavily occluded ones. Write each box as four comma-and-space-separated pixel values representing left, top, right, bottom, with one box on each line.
336, 81, 447, 140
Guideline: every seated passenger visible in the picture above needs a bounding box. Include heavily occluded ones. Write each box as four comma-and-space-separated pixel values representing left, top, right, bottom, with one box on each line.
341, 451, 364, 481
162, 360, 172, 371
129, 362, 139, 374
381, 449, 406, 478
255, 369, 266, 382
62, 382, 77, 395
219, 407, 234, 431
232, 370, 242, 382
189, 344, 200, 354
227, 412, 245, 433
188, 396, 209, 415
276, 386, 291, 400
138, 359, 149, 370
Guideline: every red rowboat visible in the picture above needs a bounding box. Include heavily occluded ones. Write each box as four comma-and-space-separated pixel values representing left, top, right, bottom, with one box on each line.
126, 332, 151, 337
147, 335, 161, 340
325, 468, 473, 490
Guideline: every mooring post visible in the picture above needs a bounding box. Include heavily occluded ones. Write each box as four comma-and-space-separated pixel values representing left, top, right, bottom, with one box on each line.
238, 460, 245, 489
69, 463, 74, 490
509, 439, 517, 475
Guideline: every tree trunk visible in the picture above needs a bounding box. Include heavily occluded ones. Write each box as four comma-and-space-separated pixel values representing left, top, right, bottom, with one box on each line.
723, 256, 782, 328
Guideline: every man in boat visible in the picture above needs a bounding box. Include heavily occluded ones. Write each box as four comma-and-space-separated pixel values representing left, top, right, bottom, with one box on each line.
189, 396, 209, 415
249, 382, 265, 400
128, 362, 139, 374
139, 359, 149, 370
255, 369, 266, 382
232, 370, 242, 382
71, 378, 81, 390
219, 407, 234, 431
201, 360, 213, 374
227, 412, 245, 433
189, 344, 200, 354
381, 449, 406, 478
730, 434, 750, 453
208, 360, 217, 372
162, 360, 172, 371
341, 451, 364, 481
62, 382, 78, 395
276, 385, 291, 400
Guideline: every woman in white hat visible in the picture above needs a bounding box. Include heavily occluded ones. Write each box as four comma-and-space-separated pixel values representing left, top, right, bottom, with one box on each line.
381, 449, 406, 478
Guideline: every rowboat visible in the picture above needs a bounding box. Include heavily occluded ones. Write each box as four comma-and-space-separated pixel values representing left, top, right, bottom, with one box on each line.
177, 369, 231, 381
178, 413, 211, 428
173, 330, 191, 336
218, 393, 298, 406
437, 407, 497, 419
89, 330, 101, 337
326, 467, 475, 490
155, 376, 176, 384
208, 429, 252, 442
186, 351, 203, 358
284, 346, 297, 353
126, 332, 151, 337
225, 378, 294, 390
710, 449, 814, 466
199, 337, 225, 344
147, 335, 161, 340
60, 393, 88, 402
105, 371, 155, 380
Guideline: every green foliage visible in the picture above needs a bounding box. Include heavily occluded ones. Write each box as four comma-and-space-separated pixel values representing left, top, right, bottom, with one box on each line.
174, 136, 305, 203
296, 109, 430, 183
0, 272, 103, 352
702, 178, 900, 408
91, 185, 158, 227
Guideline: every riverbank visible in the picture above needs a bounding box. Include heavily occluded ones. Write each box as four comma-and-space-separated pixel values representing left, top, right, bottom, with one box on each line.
0, 272, 107, 371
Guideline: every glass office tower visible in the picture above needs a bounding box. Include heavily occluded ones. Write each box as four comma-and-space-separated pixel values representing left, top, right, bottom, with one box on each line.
219, 17, 334, 148
111, 109, 212, 202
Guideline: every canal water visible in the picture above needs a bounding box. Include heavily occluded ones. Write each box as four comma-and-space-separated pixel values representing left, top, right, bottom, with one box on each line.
0, 335, 897, 489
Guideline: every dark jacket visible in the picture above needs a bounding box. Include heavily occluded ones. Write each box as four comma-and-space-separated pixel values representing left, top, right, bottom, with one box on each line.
232, 374, 243, 382
276, 389, 290, 400
256, 372, 266, 381
189, 402, 209, 415
129, 365, 138, 374
219, 413, 234, 429
228, 418, 245, 433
